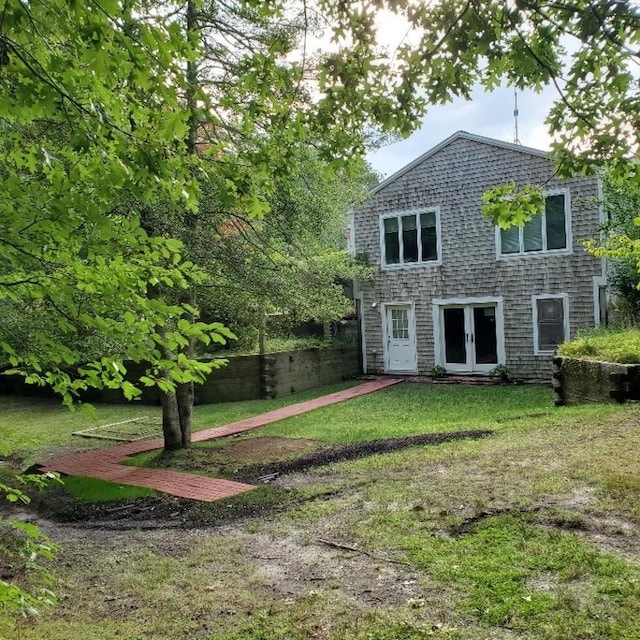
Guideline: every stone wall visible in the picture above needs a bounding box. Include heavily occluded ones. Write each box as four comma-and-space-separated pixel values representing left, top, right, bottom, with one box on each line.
552, 356, 640, 405
0, 346, 361, 405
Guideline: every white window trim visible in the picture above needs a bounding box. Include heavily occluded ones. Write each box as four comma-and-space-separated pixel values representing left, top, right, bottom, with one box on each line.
380, 207, 442, 269
532, 293, 570, 356
496, 188, 572, 260
346, 207, 356, 257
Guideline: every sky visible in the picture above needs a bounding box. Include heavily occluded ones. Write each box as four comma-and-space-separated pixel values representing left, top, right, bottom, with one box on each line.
366, 82, 560, 179
362, 7, 562, 179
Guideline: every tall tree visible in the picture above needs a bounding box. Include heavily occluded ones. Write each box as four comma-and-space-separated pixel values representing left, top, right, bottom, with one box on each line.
193, 149, 376, 348
0, 0, 232, 411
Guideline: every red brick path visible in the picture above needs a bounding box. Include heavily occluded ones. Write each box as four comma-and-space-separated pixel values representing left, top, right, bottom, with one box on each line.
39, 378, 402, 502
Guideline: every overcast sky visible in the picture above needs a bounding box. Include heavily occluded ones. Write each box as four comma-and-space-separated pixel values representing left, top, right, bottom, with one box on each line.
366, 82, 560, 179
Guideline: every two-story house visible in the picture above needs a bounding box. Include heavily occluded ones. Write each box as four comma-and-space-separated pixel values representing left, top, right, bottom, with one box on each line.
350, 131, 606, 379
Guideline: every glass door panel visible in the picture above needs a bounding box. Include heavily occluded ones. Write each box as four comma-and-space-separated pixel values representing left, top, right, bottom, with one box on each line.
443, 308, 466, 365
441, 303, 500, 373
473, 306, 498, 365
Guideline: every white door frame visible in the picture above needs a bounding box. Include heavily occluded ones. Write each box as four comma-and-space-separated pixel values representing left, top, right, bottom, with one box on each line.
382, 301, 418, 373
432, 296, 505, 373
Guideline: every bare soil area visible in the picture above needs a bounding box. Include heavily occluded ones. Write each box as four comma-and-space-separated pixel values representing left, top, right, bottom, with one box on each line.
23, 429, 492, 529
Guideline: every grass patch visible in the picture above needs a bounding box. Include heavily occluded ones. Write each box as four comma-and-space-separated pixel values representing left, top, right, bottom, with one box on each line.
0, 380, 358, 463
60, 476, 157, 502
258, 383, 553, 443
218, 335, 331, 356
559, 326, 640, 363
403, 513, 640, 638
10, 383, 640, 640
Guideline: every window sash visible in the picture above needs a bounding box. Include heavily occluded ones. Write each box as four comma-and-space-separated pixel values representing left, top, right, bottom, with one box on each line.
499, 193, 567, 256
383, 211, 438, 266
536, 297, 565, 352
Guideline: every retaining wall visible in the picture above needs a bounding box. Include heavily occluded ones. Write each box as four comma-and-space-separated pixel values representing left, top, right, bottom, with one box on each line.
552, 356, 640, 405
0, 346, 361, 405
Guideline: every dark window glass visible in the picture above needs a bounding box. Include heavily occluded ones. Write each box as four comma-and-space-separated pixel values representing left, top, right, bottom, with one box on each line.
500, 226, 520, 254
384, 217, 400, 264
420, 212, 437, 261
523, 214, 543, 252
545, 194, 567, 250
402, 215, 418, 262
444, 308, 466, 364
473, 306, 498, 364
537, 298, 565, 351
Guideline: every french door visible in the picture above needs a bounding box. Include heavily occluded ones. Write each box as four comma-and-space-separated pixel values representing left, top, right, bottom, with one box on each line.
438, 301, 503, 373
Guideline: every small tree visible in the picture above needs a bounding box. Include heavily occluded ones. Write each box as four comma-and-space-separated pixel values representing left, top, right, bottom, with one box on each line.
586, 176, 640, 325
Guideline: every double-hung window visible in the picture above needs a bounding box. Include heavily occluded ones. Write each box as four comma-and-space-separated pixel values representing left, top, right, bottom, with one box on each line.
382, 209, 440, 267
499, 190, 569, 257
532, 294, 569, 354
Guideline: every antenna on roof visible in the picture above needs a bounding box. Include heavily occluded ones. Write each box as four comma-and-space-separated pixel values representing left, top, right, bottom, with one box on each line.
513, 87, 521, 145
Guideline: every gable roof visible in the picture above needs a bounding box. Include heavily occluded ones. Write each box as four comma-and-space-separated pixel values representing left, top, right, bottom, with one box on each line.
372, 130, 550, 195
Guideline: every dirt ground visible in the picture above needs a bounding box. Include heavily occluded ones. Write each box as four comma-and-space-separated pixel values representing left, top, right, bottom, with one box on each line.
24, 430, 492, 528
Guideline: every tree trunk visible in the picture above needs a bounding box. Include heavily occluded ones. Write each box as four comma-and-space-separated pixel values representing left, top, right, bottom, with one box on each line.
146, 0, 200, 454
176, 381, 194, 448
161, 392, 182, 451
171, 0, 199, 451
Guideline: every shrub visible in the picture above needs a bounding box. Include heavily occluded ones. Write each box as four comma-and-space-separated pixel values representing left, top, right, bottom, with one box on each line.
431, 365, 447, 378
1, 471, 62, 628
559, 327, 640, 364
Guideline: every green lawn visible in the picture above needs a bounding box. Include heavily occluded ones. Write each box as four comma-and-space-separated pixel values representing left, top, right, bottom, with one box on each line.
4, 382, 640, 640
0, 380, 359, 464
259, 382, 553, 443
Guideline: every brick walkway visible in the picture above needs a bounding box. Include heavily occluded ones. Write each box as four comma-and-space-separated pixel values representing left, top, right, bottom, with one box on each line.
39, 378, 402, 502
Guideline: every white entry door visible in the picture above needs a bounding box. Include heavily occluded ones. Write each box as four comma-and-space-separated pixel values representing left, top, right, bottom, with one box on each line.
384, 304, 417, 373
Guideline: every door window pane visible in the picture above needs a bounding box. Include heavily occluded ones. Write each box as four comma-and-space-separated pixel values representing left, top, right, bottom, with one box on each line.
473, 306, 498, 364
401, 215, 418, 262
384, 217, 400, 264
444, 308, 466, 364
391, 309, 409, 339
420, 212, 438, 261
545, 194, 567, 250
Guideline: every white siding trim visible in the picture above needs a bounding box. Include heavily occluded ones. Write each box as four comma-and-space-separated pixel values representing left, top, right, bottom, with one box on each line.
593, 276, 607, 326
353, 292, 367, 374
596, 175, 608, 279
346, 207, 356, 257
532, 293, 570, 356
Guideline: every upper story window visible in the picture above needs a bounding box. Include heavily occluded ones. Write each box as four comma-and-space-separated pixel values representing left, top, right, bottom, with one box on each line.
498, 190, 570, 257
381, 208, 440, 267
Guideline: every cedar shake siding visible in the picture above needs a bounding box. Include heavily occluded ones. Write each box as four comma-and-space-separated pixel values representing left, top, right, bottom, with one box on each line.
353, 131, 604, 379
